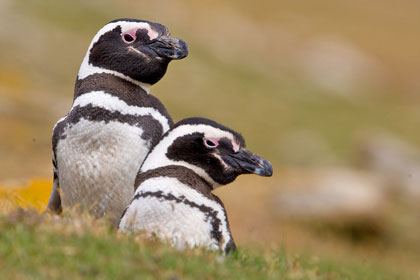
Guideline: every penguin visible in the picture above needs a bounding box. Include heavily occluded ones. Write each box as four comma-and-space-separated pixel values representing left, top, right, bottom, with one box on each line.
118, 117, 273, 253
47, 18, 188, 226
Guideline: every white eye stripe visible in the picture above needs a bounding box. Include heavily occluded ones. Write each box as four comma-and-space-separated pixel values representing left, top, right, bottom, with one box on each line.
82, 21, 159, 66
88, 22, 154, 51
143, 124, 237, 165
122, 27, 159, 43
204, 137, 239, 152
119, 23, 159, 40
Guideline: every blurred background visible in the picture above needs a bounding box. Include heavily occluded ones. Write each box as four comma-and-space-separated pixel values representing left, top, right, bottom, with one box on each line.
0, 0, 419, 276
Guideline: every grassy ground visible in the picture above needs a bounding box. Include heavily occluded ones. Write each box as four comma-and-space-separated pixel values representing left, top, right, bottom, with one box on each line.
0, 209, 411, 280
0, 179, 416, 279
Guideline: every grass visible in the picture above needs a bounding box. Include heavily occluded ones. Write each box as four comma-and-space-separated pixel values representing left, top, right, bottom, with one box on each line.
0, 209, 411, 280
0, 182, 412, 279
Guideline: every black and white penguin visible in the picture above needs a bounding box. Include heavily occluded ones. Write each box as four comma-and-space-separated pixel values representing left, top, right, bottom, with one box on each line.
47, 19, 188, 226
118, 117, 273, 253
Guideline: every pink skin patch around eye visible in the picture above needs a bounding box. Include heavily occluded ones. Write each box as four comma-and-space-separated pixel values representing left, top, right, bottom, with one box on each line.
121, 29, 137, 44
122, 28, 159, 44
204, 137, 220, 148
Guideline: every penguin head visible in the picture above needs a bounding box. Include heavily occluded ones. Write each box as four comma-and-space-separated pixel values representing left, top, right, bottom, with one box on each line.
141, 117, 273, 188
78, 18, 188, 86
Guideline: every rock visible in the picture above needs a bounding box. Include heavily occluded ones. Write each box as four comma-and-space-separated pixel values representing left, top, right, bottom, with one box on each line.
272, 168, 384, 221
295, 36, 387, 97
271, 168, 386, 241
276, 129, 337, 166
359, 131, 420, 199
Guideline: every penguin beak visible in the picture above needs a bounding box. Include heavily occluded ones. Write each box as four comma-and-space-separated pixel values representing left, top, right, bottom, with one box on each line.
222, 148, 273, 177
149, 36, 189, 60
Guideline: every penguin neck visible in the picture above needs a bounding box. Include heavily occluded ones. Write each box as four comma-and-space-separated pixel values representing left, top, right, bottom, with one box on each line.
135, 165, 214, 198
77, 53, 151, 94
74, 73, 150, 101
141, 151, 221, 189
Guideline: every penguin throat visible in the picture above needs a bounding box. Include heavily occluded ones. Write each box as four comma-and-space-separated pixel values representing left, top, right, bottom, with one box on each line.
141, 158, 221, 190
135, 165, 214, 196
77, 57, 151, 94
74, 73, 150, 101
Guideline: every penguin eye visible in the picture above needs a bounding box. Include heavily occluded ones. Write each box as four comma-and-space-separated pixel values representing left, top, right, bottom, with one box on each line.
122, 32, 136, 44
204, 138, 219, 149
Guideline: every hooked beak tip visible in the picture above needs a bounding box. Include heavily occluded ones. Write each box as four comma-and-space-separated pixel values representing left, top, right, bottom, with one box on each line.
172, 39, 188, 59
254, 159, 273, 177
153, 36, 188, 60
227, 149, 273, 177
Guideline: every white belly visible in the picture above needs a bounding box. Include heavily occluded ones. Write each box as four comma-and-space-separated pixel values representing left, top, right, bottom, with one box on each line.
56, 118, 149, 225
119, 177, 230, 251
121, 196, 219, 250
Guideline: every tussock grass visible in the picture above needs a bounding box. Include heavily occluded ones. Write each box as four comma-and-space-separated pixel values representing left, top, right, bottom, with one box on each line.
0, 207, 411, 280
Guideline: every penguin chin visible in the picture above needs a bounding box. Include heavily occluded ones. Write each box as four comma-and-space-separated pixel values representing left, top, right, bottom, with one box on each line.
207, 171, 239, 187
132, 63, 169, 85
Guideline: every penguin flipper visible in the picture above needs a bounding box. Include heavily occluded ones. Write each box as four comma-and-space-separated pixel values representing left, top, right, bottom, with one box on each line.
46, 155, 62, 213
46, 179, 62, 213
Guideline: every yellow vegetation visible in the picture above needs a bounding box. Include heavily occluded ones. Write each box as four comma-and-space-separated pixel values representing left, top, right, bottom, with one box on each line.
0, 178, 51, 213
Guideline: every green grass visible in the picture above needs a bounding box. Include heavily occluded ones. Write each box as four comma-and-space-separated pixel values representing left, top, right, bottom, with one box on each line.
0, 210, 410, 280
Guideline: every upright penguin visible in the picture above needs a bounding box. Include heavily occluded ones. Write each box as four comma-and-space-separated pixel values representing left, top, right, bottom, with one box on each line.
119, 118, 273, 253
47, 19, 188, 225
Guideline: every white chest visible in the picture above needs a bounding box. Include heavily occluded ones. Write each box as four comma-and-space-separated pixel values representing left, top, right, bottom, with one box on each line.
56, 118, 149, 223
